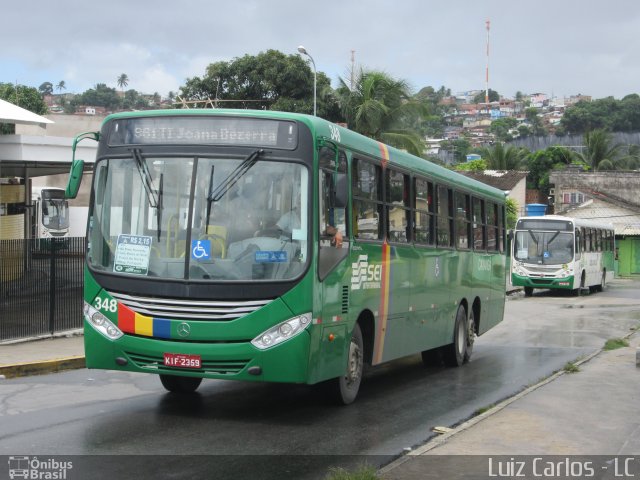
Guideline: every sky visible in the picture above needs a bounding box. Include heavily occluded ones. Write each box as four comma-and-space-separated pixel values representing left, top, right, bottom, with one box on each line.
3, 0, 640, 101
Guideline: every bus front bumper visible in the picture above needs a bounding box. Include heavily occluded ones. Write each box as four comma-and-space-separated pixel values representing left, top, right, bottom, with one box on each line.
511, 273, 575, 290
84, 319, 311, 384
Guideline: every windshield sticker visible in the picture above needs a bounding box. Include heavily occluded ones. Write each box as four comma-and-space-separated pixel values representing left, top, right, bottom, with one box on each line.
351, 255, 382, 290
191, 240, 211, 260
255, 251, 287, 263
113, 234, 152, 275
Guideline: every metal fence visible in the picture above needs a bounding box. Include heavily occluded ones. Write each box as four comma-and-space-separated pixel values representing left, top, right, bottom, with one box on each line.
0, 237, 85, 342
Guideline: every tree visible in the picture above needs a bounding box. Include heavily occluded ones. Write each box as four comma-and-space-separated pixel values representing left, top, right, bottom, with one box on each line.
117, 73, 129, 92
473, 89, 500, 103
38, 82, 53, 96
524, 107, 547, 136
71, 83, 121, 111
55, 81, 66, 93
179, 50, 341, 120
506, 197, 519, 229
489, 117, 518, 142
336, 69, 425, 156
441, 138, 471, 163
454, 159, 487, 171
477, 143, 528, 170
525, 146, 574, 196
573, 129, 623, 171
0, 83, 48, 134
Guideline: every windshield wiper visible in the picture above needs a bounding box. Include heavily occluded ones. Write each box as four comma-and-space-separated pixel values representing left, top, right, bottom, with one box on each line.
157, 173, 164, 240
132, 149, 159, 207
205, 164, 215, 234
209, 149, 264, 202
132, 148, 163, 240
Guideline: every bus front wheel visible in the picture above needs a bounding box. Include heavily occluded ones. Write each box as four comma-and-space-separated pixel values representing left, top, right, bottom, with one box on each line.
444, 305, 468, 367
524, 287, 533, 297
160, 374, 203, 393
326, 323, 363, 405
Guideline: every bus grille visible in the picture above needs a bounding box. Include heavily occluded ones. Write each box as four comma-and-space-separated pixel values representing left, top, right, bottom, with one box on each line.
108, 291, 272, 321
126, 352, 249, 375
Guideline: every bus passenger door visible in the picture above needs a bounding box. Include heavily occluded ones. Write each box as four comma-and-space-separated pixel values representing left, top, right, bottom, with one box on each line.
313, 153, 351, 381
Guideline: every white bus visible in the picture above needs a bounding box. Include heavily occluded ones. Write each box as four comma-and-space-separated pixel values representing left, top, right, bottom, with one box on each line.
31, 187, 70, 239
511, 215, 615, 296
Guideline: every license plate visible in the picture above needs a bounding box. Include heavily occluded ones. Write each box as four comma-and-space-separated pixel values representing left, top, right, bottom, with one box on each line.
163, 353, 202, 369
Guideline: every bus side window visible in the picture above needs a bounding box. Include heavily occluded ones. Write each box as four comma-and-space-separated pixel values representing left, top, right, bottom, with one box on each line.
436, 185, 453, 248
352, 158, 383, 241
473, 197, 486, 251
414, 177, 434, 245
575, 229, 582, 259
318, 150, 349, 280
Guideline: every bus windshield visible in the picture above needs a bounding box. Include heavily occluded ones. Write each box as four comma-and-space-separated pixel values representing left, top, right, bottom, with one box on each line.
41, 190, 69, 230
88, 154, 309, 282
514, 230, 574, 264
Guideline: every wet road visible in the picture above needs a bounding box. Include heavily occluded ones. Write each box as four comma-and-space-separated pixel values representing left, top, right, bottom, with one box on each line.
1, 278, 639, 479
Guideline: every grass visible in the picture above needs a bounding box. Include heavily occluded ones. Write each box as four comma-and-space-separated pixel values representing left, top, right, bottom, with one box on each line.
604, 338, 629, 351
325, 466, 379, 480
474, 404, 496, 416
563, 362, 580, 373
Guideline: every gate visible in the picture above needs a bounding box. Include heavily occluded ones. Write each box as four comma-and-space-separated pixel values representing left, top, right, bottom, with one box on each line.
0, 237, 85, 342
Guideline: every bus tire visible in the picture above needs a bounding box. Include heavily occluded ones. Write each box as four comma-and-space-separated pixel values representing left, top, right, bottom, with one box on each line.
326, 323, 363, 405
444, 305, 467, 367
524, 286, 533, 297
463, 308, 476, 363
574, 272, 586, 296
597, 271, 606, 292
159, 374, 203, 393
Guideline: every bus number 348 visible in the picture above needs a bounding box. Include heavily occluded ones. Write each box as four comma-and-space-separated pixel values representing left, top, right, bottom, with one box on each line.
95, 297, 118, 313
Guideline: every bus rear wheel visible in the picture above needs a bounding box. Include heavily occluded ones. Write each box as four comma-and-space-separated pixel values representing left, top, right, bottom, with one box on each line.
326, 323, 363, 405
159, 374, 203, 393
444, 305, 468, 367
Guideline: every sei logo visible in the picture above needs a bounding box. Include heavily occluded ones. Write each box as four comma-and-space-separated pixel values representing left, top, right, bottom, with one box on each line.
329, 124, 341, 142
351, 255, 382, 290
477, 258, 492, 272
94, 296, 118, 313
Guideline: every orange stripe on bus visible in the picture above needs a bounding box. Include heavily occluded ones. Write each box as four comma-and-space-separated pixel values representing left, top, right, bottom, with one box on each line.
374, 241, 391, 364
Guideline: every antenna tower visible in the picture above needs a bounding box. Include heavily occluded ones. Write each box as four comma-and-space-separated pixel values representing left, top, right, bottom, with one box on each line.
485, 19, 490, 104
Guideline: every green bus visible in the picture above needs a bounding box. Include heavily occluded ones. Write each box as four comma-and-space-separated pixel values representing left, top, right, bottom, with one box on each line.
66, 109, 507, 404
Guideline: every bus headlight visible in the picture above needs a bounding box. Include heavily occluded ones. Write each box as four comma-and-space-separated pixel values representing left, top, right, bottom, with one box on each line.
251, 313, 312, 350
84, 301, 123, 340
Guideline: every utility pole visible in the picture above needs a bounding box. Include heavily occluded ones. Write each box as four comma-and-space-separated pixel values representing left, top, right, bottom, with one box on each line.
350, 50, 356, 91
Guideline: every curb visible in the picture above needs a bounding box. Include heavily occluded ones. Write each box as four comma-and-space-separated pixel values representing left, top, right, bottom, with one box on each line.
378, 332, 634, 477
0, 356, 86, 379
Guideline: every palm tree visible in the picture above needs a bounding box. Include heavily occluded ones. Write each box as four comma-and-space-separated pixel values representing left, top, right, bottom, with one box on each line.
574, 129, 622, 171
337, 69, 425, 156
477, 143, 528, 170
55, 81, 66, 93
117, 73, 129, 93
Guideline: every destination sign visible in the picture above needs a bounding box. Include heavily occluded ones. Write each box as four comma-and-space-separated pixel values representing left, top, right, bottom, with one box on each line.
107, 116, 298, 149
517, 219, 572, 231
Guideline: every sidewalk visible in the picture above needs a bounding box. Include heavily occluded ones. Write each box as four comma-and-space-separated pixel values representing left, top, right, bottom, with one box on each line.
381, 332, 640, 478
0, 334, 85, 378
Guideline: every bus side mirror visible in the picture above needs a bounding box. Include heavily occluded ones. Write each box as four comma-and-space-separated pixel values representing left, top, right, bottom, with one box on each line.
65, 159, 85, 199
332, 173, 348, 208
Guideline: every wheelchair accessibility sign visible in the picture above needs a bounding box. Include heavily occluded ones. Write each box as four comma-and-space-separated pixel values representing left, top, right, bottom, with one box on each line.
191, 240, 211, 260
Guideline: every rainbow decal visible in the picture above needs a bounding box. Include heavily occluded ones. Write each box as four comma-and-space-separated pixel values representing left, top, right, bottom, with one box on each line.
377, 142, 390, 168
117, 303, 171, 339
373, 241, 392, 364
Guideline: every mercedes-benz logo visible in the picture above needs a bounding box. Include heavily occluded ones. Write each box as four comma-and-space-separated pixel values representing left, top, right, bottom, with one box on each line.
177, 322, 191, 338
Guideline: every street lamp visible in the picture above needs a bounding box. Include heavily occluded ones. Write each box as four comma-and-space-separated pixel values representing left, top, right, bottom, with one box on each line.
297, 45, 316, 116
